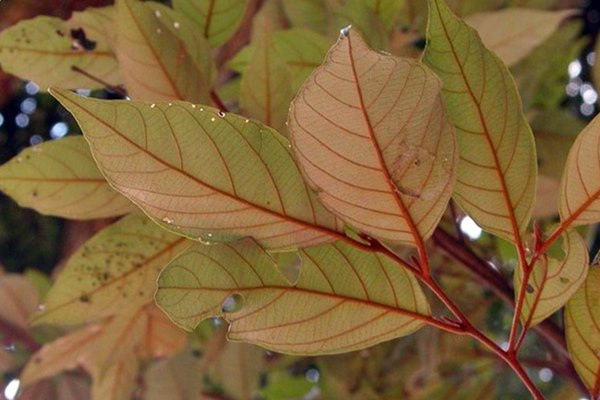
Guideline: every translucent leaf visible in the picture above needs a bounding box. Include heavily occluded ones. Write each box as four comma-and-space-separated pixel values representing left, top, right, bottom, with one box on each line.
559, 113, 600, 227
0, 7, 121, 89
156, 239, 430, 355
288, 30, 457, 247
423, 0, 537, 244
115, 0, 213, 102
50, 89, 344, 250
31, 214, 189, 326
335, 0, 389, 50
0, 136, 134, 220
465, 8, 574, 67
172, 0, 248, 47
565, 267, 600, 397
514, 229, 588, 327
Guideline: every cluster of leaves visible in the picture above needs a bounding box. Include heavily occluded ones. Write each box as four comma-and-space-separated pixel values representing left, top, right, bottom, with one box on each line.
0, 0, 599, 399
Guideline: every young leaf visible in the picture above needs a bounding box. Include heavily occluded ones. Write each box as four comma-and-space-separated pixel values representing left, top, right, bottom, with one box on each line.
31, 213, 190, 326
559, 113, 600, 227
172, 0, 248, 47
565, 267, 600, 397
50, 89, 344, 250
288, 30, 457, 247
156, 239, 430, 355
514, 229, 588, 327
0, 7, 121, 89
115, 0, 213, 102
465, 8, 574, 67
0, 136, 134, 220
423, 0, 537, 244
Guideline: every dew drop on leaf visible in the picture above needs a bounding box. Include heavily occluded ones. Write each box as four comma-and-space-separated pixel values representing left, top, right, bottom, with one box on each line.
221, 293, 244, 313
340, 25, 352, 38
173, 21, 180, 29
162, 217, 173, 224
218, 111, 226, 118
154, 9, 161, 18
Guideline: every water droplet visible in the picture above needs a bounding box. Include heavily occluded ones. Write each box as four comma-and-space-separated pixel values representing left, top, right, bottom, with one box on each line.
191, 104, 196, 108
154, 9, 161, 18
156, 28, 162, 35
207, 233, 213, 237
4, 343, 16, 353
305, 368, 320, 383
168, 102, 173, 106
150, 103, 156, 108
340, 25, 352, 38
173, 21, 180, 29
37, 304, 45, 312
218, 111, 226, 118
162, 217, 173, 224
244, 119, 250, 123
16, 157, 23, 163
210, 117, 216, 122
221, 293, 244, 313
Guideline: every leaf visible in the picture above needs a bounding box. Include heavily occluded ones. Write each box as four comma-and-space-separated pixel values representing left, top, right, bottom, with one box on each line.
212, 342, 265, 400
0, 274, 39, 331
32, 214, 189, 325
144, 350, 204, 400
565, 267, 600, 397
50, 88, 344, 250
115, 0, 213, 102
281, 0, 334, 35
91, 355, 138, 400
0, 8, 121, 90
239, 33, 292, 134
172, 0, 248, 47
559, 113, 600, 227
156, 239, 430, 355
0, 136, 134, 220
288, 30, 457, 247
423, 0, 537, 244
18, 375, 90, 400
465, 8, 574, 67
514, 229, 588, 327
365, 0, 406, 30
336, 0, 389, 51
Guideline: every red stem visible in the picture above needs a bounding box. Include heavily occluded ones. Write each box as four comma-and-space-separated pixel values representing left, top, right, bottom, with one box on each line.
210, 90, 229, 112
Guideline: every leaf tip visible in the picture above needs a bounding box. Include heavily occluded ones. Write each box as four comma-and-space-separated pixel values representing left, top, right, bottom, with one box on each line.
339, 25, 352, 38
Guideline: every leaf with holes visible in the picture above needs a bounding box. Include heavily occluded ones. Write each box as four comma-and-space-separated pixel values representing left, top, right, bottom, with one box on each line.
288, 29, 457, 248
465, 8, 574, 67
559, 113, 600, 227
423, 0, 537, 245
173, 0, 248, 47
565, 267, 600, 398
156, 239, 430, 355
115, 0, 213, 102
514, 229, 588, 327
50, 88, 344, 250
0, 7, 121, 89
31, 213, 190, 325
0, 136, 134, 220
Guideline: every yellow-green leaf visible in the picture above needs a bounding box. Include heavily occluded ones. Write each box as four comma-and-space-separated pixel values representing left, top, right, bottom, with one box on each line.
0, 136, 134, 220
423, 0, 537, 244
465, 8, 573, 67
336, 0, 389, 51
239, 33, 292, 134
91, 355, 138, 400
559, 113, 600, 227
31, 213, 189, 325
50, 88, 344, 250
288, 30, 457, 247
156, 239, 430, 355
173, 0, 248, 47
565, 267, 600, 397
212, 342, 265, 400
281, 0, 334, 36
514, 229, 588, 327
366, 0, 406, 30
0, 8, 121, 89
116, 0, 213, 102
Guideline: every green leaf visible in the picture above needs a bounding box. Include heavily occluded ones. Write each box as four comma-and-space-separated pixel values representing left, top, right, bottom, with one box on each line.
0, 7, 121, 89
423, 0, 537, 244
260, 375, 314, 399
288, 30, 457, 247
281, 0, 335, 36
173, 0, 248, 47
365, 0, 406, 30
336, 0, 389, 51
559, 113, 600, 227
115, 0, 213, 102
565, 267, 600, 397
514, 229, 588, 327
31, 213, 190, 325
50, 88, 344, 250
465, 8, 573, 67
156, 239, 430, 355
0, 136, 134, 219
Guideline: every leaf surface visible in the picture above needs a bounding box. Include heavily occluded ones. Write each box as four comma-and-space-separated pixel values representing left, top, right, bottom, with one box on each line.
366, 0, 406, 30
281, 0, 333, 35
514, 229, 588, 326
212, 342, 265, 400
51, 89, 343, 250
565, 267, 600, 397
144, 351, 204, 400
0, 136, 134, 220
423, 0, 537, 244
288, 30, 457, 247
115, 0, 212, 102
156, 239, 430, 354
0, 7, 121, 89
465, 8, 573, 67
32, 214, 188, 325
559, 113, 600, 227
91, 354, 138, 400
0, 274, 39, 330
